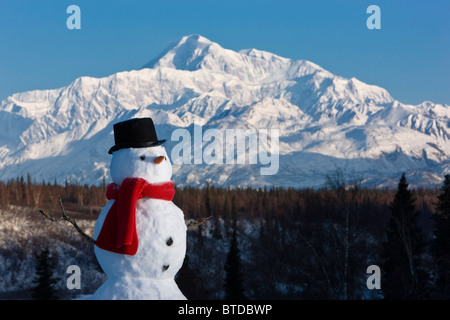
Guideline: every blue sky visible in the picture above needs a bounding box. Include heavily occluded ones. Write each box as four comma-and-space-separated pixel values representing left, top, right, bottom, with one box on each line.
0, 0, 449, 105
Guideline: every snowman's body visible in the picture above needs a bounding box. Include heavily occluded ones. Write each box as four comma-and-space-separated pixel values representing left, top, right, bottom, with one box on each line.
90, 146, 187, 300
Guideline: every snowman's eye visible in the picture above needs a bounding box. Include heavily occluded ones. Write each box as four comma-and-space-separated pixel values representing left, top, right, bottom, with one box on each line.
140, 155, 146, 161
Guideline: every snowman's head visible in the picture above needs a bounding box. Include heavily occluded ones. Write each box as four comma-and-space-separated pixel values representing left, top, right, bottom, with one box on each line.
110, 146, 172, 185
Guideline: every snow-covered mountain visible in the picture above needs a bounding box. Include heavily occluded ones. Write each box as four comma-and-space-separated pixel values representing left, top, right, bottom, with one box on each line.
1, 34, 449, 188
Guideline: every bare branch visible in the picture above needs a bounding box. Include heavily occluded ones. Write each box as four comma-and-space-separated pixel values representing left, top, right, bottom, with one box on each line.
186, 216, 212, 229
39, 196, 96, 245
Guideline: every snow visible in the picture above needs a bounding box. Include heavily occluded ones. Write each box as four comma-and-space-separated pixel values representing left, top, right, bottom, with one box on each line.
0, 205, 105, 298
90, 146, 187, 300
89, 276, 184, 300
109, 146, 173, 185
0, 34, 449, 189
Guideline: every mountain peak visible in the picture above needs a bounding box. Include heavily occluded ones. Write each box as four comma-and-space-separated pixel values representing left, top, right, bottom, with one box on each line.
142, 34, 323, 82
178, 34, 214, 46
142, 34, 219, 70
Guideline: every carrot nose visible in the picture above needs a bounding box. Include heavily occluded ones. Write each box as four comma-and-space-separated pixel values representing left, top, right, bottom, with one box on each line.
154, 156, 165, 164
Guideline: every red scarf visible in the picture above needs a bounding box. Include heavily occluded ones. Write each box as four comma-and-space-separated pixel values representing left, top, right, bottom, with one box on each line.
96, 177, 175, 256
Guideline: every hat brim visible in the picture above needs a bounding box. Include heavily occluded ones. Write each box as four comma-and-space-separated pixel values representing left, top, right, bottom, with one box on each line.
108, 139, 166, 154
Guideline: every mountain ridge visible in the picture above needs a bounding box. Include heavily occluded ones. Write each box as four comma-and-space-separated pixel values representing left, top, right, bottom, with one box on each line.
0, 34, 449, 188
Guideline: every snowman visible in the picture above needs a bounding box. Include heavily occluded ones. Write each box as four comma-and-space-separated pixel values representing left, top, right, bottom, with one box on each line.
90, 118, 187, 300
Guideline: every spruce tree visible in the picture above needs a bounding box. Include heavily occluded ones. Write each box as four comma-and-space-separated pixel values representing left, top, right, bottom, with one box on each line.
222, 195, 232, 223
381, 173, 427, 299
32, 247, 58, 300
431, 174, 450, 298
224, 228, 246, 300
176, 254, 203, 299
205, 182, 212, 216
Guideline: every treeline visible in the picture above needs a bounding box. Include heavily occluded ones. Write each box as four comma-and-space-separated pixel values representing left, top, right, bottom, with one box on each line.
0, 175, 107, 215
2, 172, 450, 299
175, 172, 448, 300
0, 173, 438, 222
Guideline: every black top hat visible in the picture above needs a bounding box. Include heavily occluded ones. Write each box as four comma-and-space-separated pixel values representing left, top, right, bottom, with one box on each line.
108, 118, 166, 154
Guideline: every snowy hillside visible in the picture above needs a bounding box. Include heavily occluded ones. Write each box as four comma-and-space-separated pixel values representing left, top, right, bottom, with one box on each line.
0, 205, 104, 298
0, 34, 449, 188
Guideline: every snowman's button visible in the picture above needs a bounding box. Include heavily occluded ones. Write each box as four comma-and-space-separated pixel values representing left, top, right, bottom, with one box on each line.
162, 265, 170, 271
166, 237, 173, 246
